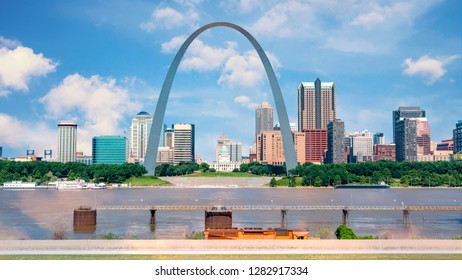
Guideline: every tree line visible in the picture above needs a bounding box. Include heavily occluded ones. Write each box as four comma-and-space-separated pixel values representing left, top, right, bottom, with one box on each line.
0, 161, 146, 185
289, 161, 462, 187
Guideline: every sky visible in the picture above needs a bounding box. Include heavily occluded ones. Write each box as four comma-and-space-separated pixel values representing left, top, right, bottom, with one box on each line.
0, 0, 461, 162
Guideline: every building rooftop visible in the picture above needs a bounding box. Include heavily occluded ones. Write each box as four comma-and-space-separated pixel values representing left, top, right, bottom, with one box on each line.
299, 82, 334, 89
136, 111, 151, 116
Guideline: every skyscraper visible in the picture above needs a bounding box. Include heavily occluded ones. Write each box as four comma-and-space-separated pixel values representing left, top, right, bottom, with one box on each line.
395, 117, 431, 162
255, 101, 274, 135
92, 136, 127, 165
393, 107, 425, 144
345, 130, 373, 162
57, 120, 77, 163
298, 78, 336, 131
129, 111, 153, 163
304, 129, 328, 163
454, 120, 462, 154
256, 131, 285, 165
326, 119, 345, 164
373, 133, 385, 145
164, 127, 174, 148
173, 123, 195, 164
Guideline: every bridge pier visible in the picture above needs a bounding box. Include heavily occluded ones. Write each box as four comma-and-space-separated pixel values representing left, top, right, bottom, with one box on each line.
342, 209, 350, 226
73, 206, 97, 231
403, 209, 411, 225
205, 210, 232, 229
280, 210, 288, 229
150, 209, 156, 230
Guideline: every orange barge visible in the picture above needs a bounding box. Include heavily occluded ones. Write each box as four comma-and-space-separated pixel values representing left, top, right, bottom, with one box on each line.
204, 227, 309, 240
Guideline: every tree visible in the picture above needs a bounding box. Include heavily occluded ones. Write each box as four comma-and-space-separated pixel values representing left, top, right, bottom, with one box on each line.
269, 177, 277, 187
314, 176, 322, 187
288, 176, 295, 187
333, 175, 342, 186
335, 225, 357, 239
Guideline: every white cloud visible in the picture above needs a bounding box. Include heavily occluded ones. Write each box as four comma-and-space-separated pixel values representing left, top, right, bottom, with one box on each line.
218, 50, 281, 88
161, 35, 187, 53
0, 36, 20, 48
234, 95, 259, 109
179, 40, 238, 72
139, 6, 199, 32
0, 113, 56, 156
402, 54, 460, 85
39, 73, 141, 154
349, 2, 413, 29
0, 45, 58, 94
250, 1, 313, 38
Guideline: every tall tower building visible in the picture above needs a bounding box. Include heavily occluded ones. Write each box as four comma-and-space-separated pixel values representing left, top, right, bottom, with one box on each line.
326, 119, 345, 164
373, 133, 385, 145
345, 130, 373, 162
57, 120, 77, 163
255, 101, 274, 135
395, 117, 431, 162
393, 107, 425, 144
173, 123, 195, 164
229, 141, 242, 162
164, 127, 175, 148
92, 136, 127, 165
256, 131, 285, 165
454, 120, 462, 154
298, 78, 336, 131
129, 111, 153, 163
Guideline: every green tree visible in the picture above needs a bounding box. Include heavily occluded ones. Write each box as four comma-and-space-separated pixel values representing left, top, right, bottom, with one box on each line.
333, 175, 342, 186
269, 177, 277, 187
314, 176, 322, 187
335, 225, 357, 239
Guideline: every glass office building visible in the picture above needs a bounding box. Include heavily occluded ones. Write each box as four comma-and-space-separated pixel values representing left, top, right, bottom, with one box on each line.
92, 136, 127, 164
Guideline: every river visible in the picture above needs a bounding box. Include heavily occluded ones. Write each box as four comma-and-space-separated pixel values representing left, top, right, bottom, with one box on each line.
0, 187, 461, 240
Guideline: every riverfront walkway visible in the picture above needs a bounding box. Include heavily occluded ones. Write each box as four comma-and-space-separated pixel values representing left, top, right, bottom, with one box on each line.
1, 240, 461, 255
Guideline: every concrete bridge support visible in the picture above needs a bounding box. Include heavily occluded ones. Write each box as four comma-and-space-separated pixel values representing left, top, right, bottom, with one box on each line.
73, 206, 97, 231
403, 209, 411, 225
342, 209, 350, 226
150, 209, 157, 230
280, 210, 288, 229
205, 210, 232, 229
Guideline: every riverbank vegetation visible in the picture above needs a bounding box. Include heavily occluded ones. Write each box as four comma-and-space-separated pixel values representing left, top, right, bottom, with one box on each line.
0, 161, 146, 185
286, 161, 462, 187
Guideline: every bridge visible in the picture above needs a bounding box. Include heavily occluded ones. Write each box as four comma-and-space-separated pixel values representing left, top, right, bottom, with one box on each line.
73, 205, 462, 230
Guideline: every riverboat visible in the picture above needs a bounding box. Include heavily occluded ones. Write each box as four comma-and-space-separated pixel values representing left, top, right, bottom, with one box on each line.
335, 181, 390, 189
1, 181, 37, 189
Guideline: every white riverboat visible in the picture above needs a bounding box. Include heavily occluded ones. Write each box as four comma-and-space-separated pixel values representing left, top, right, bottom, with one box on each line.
2, 181, 37, 189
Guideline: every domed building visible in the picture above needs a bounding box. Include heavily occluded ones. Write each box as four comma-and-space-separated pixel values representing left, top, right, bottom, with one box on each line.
218, 144, 230, 163
129, 111, 153, 163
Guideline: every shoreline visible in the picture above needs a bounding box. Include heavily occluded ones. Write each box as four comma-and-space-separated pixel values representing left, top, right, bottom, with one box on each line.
1, 239, 461, 256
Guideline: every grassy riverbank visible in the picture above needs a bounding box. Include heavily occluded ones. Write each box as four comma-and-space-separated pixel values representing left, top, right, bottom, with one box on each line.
123, 176, 172, 186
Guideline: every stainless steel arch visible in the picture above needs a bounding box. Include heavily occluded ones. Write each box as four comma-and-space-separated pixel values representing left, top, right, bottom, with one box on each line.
144, 22, 297, 175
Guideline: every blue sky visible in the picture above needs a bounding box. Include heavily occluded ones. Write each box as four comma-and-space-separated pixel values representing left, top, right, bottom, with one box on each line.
0, 0, 461, 162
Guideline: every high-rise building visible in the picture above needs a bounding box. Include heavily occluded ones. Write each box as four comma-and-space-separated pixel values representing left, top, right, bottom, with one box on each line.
57, 120, 77, 163
129, 111, 153, 163
256, 131, 285, 165
373, 133, 385, 145
173, 123, 195, 164
92, 136, 127, 165
164, 127, 174, 148
395, 117, 431, 162
229, 141, 242, 162
345, 130, 373, 162
293, 132, 306, 164
298, 78, 336, 131
326, 119, 345, 164
304, 129, 328, 163
393, 107, 425, 144
255, 101, 273, 135
0, 146, 2, 158
454, 121, 462, 154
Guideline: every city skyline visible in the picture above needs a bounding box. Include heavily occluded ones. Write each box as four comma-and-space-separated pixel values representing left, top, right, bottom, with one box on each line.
0, 0, 461, 162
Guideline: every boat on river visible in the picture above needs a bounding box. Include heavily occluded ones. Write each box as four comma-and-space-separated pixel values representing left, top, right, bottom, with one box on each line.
335, 181, 390, 189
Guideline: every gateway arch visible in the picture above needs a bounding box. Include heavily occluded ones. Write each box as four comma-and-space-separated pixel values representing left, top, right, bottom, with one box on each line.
144, 22, 297, 175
